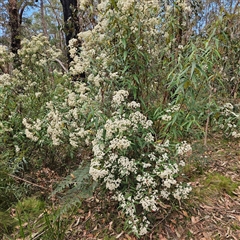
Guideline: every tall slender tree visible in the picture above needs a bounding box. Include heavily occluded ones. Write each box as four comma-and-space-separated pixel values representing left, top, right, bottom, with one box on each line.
40, 0, 48, 36
7, 0, 37, 66
60, 0, 86, 79
8, 0, 21, 64
60, 0, 79, 49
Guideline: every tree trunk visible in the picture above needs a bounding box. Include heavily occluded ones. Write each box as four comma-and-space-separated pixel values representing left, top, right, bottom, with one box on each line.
60, 0, 79, 48
60, 0, 85, 79
40, 0, 48, 36
8, 0, 21, 65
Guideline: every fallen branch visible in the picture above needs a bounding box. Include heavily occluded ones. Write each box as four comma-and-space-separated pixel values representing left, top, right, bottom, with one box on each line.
8, 174, 48, 190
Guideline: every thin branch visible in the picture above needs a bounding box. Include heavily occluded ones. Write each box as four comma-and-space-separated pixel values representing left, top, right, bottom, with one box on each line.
233, 0, 240, 14
54, 58, 68, 72
204, 84, 212, 146
204, 111, 210, 146
8, 173, 48, 190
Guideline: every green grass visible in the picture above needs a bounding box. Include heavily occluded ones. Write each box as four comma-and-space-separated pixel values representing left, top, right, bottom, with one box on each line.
203, 172, 239, 196
193, 172, 239, 201
0, 211, 16, 237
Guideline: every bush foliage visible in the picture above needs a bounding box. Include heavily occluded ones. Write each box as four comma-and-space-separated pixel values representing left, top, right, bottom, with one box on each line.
0, 0, 239, 238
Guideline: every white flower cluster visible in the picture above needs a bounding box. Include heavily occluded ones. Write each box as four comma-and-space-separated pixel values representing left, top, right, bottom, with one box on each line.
117, 0, 135, 12
89, 90, 192, 236
89, 162, 108, 181
64, 0, 192, 235
166, 103, 181, 113
127, 101, 140, 109
231, 131, 240, 138
221, 102, 234, 116
15, 145, 20, 153
69, 127, 89, 147
155, 140, 170, 153
176, 141, 192, 156
158, 103, 181, 125
118, 156, 137, 176
20, 80, 91, 148
112, 90, 129, 107
217, 102, 240, 139
0, 74, 11, 87
140, 195, 158, 212
19, 34, 61, 67
22, 118, 42, 142
104, 118, 131, 139
129, 111, 153, 130
68, 0, 162, 101
0, 45, 14, 66
161, 114, 172, 121
0, 44, 8, 56
68, 38, 78, 58
109, 137, 131, 150
79, 0, 91, 10
66, 91, 77, 107
173, 183, 192, 200
45, 102, 64, 146
144, 132, 154, 143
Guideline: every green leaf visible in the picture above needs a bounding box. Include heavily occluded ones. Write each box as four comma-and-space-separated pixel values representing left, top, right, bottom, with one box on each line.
121, 38, 127, 49
123, 51, 128, 61
183, 80, 191, 89
190, 61, 196, 78
122, 65, 130, 74
52, 162, 96, 200
133, 74, 139, 84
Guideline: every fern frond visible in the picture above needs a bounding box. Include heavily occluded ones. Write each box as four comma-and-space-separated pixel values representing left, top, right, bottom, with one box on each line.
52, 162, 98, 214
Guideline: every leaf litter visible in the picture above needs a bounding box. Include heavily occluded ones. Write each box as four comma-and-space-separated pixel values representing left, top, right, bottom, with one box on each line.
63, 135, 240, 239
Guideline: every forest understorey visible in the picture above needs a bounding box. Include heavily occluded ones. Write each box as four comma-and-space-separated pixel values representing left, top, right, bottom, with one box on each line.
61, 135, 240, 240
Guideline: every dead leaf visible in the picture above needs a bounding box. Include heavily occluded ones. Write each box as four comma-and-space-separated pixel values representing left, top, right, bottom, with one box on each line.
124, 234, 134, 240
200, 204, 214, 210
202, 231, 212, 239
158, 234, 167, 240
182, 210, 189, 217
158, 201, 171, 209
108, 221, 113, 230
176, 230, 181, 238
170, 219, 176, 224
116, 231, 124, 239
191, 216, 200, 224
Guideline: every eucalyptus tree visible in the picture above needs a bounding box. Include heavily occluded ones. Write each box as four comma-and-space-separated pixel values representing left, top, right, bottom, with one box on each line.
59, 0, 98, 77
0, 0, 37, 66
29, 0, 65, 50
60, 0, 78, 48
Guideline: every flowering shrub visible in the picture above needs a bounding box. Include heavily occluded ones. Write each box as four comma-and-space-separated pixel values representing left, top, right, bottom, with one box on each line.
69, 0, 164, 108
0, 34, 71, 168
89, 90, 192, 236
0, 45, 14, 73
64, 2, 194, 235
22, 81, 96, 149
216, 103, 240, 139
0, 1, 239, 238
